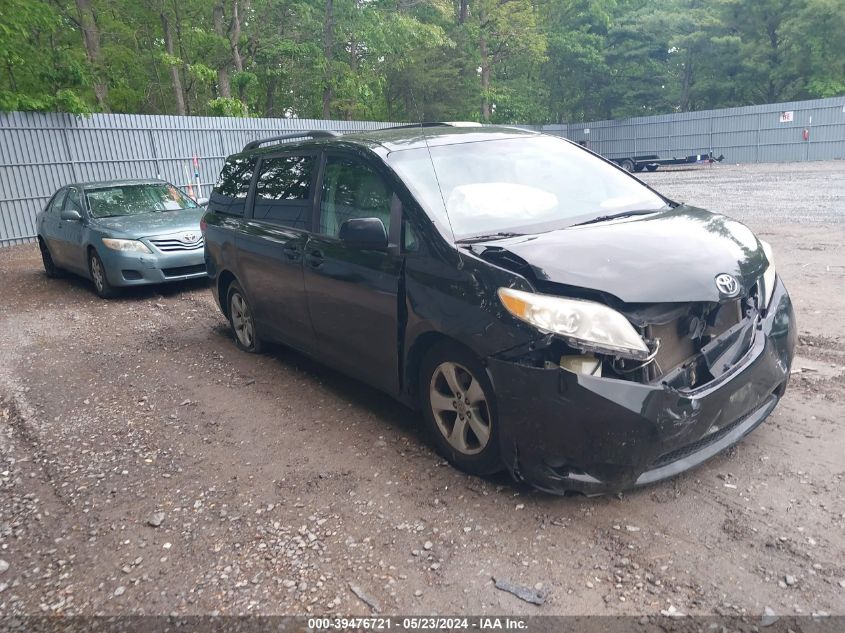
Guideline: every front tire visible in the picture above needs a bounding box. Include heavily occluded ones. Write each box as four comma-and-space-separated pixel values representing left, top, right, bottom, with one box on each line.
621, 159, 635, 172
227, 282, 262, 353
419, 342, 501, 475
88, 249, 116, 298
38, 238, 61, 278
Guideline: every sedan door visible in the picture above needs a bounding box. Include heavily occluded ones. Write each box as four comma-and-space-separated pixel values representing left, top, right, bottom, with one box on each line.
55, 187, 88, 273
302, 153, 403, 394
234, 152, 317, 350
40, 189, 67, 265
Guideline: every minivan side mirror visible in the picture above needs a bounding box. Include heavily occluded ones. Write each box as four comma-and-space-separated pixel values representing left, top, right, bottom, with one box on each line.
60, 208, 83, 221
338, 217, 388, 250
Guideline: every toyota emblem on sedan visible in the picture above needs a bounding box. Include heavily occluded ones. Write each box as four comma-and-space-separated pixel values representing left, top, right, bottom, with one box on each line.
182, 232, 199, 244
715, 273, 740, 297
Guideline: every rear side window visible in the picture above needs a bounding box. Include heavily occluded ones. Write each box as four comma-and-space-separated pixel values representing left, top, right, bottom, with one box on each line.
210, 155, 257, 216
252, 155, 315, 229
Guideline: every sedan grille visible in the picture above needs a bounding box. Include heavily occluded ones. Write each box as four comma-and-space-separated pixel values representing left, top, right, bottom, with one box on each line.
150, 234, 205, 252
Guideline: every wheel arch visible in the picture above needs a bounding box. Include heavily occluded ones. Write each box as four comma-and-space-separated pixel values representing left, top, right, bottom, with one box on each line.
216, 269, 239, 319
404, 331, 484, 409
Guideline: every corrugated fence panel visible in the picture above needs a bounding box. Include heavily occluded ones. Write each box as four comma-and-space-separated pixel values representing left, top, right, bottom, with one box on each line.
2, 99, 844, 245
0, 113, 398, 245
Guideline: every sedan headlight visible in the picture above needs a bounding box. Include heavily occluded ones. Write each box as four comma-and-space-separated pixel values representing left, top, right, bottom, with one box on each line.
102, 238, 152, 254
759, 240, 776, 309
497, 287, 650, 359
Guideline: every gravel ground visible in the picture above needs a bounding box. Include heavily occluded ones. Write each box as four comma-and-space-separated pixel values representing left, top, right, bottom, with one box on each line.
0, 161, 843, 618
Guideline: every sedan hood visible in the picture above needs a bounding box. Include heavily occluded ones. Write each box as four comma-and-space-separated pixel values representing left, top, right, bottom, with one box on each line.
471, 206, 768, 303
91, 208, 205, 239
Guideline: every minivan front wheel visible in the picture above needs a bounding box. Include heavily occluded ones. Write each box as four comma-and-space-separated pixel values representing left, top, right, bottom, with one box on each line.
227, 282, 262, 353
420, 343, 501, 475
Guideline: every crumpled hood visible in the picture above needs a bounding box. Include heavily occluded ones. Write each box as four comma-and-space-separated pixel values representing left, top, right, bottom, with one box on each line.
91, 208, 205, 239
471, 206, 769, 303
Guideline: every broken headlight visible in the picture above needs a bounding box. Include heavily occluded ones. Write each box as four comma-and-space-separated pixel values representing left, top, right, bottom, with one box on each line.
759, 240, 776, 309
497, 287, 650, 360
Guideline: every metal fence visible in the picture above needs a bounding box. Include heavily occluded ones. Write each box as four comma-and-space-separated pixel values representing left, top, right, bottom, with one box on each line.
533, 96, 845, 164
2, 95, 844, 245
0, 113, 394, 246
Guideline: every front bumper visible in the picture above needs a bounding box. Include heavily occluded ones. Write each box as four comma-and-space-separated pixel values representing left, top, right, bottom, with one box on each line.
99, 245, 207, 287
488, 279, 796, 495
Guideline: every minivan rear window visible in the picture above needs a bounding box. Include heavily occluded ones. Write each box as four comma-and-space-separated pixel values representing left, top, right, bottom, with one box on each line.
209, 155, 257, 216
252, 155, 315, 229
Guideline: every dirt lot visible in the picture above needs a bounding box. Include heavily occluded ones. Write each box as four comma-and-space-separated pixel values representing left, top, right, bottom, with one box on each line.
0, 161, 843, 618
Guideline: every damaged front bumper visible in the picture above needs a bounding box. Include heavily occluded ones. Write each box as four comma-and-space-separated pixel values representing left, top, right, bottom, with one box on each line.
487, 279, 796, 495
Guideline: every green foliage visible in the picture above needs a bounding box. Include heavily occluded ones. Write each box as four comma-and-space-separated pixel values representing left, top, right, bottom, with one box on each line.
1, 0, 843, 120
207, 97, 249, 117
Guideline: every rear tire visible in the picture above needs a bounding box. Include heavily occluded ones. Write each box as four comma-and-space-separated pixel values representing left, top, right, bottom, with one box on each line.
227, 281, 262, 353
38, 238, 61, 278
419, 342, 502, 476
88, 249, 116, 298
621, 159, 635, 172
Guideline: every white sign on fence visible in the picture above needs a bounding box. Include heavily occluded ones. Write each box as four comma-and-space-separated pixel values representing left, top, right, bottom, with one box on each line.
779, 111, 794, 123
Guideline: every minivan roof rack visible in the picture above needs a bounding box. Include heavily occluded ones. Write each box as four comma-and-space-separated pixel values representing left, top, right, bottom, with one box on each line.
243, 130, 338, 152
377, 122, 483, 131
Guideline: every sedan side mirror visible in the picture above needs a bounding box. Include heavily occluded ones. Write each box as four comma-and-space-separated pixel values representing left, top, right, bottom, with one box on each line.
338, 217, 388, 250
60, 208, 82, 221
196, 197, 209, 207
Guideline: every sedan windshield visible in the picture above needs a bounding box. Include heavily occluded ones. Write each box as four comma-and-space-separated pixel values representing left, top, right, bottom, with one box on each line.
86, 183, 198, 218
388, 136, 667, 239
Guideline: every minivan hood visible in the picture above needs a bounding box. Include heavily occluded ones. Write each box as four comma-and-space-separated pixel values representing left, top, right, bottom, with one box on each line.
470, 206, 768, 303
91, 208, 204, 239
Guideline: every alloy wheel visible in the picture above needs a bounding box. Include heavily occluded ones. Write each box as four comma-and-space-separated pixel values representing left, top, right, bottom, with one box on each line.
90, 254, 105, 292
428, 361, 491, 455
230, 292, 255, 348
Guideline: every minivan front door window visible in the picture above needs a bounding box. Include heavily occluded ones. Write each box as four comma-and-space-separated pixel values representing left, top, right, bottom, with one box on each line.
319, 157, 391, 237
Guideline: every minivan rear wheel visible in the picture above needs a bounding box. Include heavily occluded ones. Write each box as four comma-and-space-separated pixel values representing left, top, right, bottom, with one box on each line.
419, 342, 502, 475
227, 281, 262, 353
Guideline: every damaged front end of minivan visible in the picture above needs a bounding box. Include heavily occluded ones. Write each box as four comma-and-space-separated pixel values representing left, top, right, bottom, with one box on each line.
470, 230, 796, 494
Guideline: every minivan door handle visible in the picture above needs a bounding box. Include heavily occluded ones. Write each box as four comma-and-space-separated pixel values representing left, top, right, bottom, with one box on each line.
305, 248, 324, 268
282, 244, 301, 261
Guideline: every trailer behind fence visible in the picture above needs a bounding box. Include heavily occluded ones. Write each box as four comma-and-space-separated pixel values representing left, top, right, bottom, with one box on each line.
534, 96, 845, 164
2, 95, 844, 246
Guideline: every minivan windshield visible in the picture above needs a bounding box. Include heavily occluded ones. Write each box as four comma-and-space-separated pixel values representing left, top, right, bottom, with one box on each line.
387, 136, 667, 239
86, 183, 198, 218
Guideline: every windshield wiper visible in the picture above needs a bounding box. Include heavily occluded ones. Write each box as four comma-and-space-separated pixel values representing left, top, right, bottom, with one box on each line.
568, 209, 662, 228
456, 231, 525, 244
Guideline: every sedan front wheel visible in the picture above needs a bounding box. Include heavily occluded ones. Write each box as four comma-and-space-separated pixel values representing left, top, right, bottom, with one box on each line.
38, 238, 61, 278
88, 250, 116, 298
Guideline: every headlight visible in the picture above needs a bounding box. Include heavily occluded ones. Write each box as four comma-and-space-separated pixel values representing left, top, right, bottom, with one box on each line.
497, 287, 650, 359
759, 240, 776, 309
102, 238, 152, 254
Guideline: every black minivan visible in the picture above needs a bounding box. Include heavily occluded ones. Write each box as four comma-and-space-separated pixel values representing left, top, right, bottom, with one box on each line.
202, 124, 796, 494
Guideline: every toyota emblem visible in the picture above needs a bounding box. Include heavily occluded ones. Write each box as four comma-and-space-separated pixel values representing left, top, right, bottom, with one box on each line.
715, 273, 740, 297
182, 232, 199, 244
